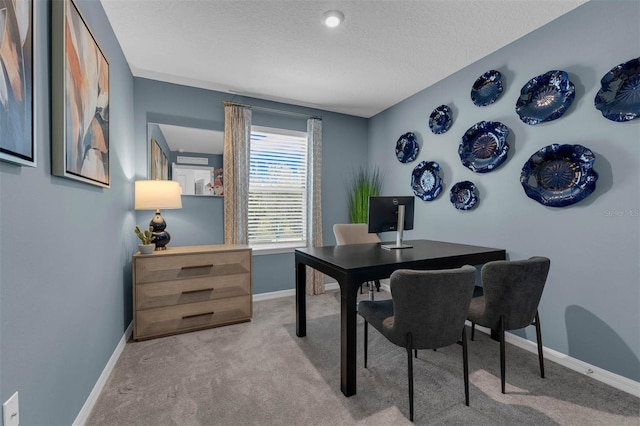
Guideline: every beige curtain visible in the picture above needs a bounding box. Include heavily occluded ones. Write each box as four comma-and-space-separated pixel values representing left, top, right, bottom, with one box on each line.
223, 102, 251, 244
306, 117, 324, 295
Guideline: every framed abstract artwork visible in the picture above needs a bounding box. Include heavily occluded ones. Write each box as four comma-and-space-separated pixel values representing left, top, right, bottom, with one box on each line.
0, 0, 36, 166
161, 152, 168, 180
51, 0, 109, 187
150, 139, 168, 180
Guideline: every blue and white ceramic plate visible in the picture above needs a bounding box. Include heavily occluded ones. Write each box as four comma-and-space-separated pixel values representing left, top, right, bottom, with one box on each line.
520, 144, 598, 208
411, 161, 442, 201
450, 181, 478, 210
594, 57, 640, 122
458, 121, 509, 173
395, 132, 419, 163
429, 105, 453, 134
516, 70, 575, 125
471, 70, 503, 107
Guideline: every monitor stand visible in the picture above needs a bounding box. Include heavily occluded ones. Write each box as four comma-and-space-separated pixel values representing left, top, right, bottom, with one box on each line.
381, 205, 413, 250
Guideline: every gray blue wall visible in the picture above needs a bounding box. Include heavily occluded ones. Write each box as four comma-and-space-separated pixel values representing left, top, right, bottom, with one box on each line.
369, 0, 639, 382
0, 1, 136, 424
0, 1, 637, 424
134, 78, 369, 294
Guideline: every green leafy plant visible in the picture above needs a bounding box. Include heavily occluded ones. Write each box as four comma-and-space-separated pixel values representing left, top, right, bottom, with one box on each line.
347, 167, 383, 223
135, 226, 154, 245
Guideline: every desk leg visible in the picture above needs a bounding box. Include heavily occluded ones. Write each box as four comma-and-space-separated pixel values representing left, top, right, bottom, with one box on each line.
296, 260, 306, 337
340, 278, 358, 396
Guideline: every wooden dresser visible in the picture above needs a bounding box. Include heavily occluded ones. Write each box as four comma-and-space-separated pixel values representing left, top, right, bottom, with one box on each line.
132, 244, 252, 340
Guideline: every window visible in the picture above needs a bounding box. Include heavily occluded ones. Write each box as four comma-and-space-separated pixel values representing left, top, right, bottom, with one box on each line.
248, 126, 308, 250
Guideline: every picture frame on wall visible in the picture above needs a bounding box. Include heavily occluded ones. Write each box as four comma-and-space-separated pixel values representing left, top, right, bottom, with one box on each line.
0, 0, 36, 167
161, 151, 168, 180
150, 138, 168, 180
51, 0, 110, 188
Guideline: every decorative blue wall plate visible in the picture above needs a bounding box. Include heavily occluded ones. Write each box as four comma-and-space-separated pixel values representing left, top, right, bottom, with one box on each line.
411, 161, 442, 201
395, 132, 419, 163
516, 70, 575, 125
428, 105, 453, 134
595, 57, 640, 122
471, 70, 503, 107
459, 121, 509, 173
520, 144, 598, 207
450, 181, 478, 210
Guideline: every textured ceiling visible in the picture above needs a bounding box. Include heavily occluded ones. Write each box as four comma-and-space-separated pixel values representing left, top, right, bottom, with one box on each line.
101, 0, 587, 118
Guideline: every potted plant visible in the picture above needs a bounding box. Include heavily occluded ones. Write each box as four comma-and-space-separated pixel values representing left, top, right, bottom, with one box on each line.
135, 226, 155, 254
347, 167, 383, 223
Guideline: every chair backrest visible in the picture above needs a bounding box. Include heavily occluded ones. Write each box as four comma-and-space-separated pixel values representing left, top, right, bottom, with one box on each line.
333, 223, 380, 245
388, 266, 477, 349
481, 256, 551, 330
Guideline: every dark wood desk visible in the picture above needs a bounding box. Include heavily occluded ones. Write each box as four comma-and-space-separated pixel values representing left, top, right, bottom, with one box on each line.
295, 239, 506, 397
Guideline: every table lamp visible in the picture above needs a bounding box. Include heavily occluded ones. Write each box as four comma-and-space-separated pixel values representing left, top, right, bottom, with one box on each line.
135, 180, 182, 250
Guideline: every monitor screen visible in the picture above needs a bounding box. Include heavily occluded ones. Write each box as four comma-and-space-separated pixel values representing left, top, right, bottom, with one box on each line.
367, 196, 415, 234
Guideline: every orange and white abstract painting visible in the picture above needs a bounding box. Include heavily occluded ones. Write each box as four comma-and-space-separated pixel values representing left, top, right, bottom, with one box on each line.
63, 0, 109, 186
0, 0, 34, 166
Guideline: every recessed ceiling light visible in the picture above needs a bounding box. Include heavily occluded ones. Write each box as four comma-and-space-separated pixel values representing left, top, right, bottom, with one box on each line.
322, 10, 344, 28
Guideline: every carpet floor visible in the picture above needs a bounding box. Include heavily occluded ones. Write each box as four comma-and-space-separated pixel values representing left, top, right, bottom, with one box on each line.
87, 289, 640, 425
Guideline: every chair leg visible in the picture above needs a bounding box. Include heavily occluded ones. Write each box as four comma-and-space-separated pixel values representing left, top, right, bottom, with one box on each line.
499, 316, 506, 394
414, 349, 417, 358
364, 320, 368, 368
375, 280, 381, 292
534, 311, 545, 378
471, 322, 475, 341
406, 333, 414, 422
462, 326, 470, 406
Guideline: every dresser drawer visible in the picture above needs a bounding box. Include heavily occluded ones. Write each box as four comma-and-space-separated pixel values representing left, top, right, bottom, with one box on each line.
136, 273, 250, 310
135, 250, 250, 284
135, 296, 251, 340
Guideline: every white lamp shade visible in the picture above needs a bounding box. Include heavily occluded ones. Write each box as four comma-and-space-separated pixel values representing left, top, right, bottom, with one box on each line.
135, 180, 183, 210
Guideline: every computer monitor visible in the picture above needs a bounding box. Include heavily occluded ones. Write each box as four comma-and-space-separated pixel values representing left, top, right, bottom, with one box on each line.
367, 196, 415, 249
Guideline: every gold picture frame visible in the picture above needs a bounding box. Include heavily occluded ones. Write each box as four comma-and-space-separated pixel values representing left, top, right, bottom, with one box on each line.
150, 139, 168, 180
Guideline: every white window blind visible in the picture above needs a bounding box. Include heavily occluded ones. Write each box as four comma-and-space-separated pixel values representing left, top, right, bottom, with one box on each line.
248, 127, 308, 248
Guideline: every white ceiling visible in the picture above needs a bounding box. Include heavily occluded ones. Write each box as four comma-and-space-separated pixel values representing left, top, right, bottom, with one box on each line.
101, 0, 587, 118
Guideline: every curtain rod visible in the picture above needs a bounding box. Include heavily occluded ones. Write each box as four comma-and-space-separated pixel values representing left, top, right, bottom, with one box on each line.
222, 100, 322, 120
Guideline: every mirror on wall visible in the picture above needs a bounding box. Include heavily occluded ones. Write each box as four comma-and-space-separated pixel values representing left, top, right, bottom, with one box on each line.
147, 122, 224, 197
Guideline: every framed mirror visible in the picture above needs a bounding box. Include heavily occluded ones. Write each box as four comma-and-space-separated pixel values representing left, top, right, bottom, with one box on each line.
147, 122, 224, 197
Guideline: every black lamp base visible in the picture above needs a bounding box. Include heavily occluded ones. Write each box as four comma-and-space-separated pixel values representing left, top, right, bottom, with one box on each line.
150, 210, 171, 250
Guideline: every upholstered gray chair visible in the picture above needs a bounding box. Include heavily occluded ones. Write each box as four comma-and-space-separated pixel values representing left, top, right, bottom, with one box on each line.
333, 223, 381, 295
467, 256, 551, 394
358, 265, 477, 421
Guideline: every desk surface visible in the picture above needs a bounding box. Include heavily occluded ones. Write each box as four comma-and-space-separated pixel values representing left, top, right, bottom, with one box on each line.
296, 239, 505, 273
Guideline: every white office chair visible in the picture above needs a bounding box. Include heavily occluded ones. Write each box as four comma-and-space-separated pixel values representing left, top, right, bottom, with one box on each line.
333, 223, 381, 300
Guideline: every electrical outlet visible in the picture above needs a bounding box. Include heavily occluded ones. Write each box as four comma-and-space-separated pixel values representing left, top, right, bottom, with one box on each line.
2, 392, 19, 426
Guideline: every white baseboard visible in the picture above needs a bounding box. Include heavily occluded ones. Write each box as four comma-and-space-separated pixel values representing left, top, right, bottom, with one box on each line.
252, 282, 339, 302
469, 323, 640, 398
73, 322, 133, 426
76, 287, 639, 424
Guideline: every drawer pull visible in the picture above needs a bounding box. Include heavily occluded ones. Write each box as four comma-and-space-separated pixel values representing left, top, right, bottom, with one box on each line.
181, 264, 214, 270
182, 288, 214, 295
182, 311, 214, 320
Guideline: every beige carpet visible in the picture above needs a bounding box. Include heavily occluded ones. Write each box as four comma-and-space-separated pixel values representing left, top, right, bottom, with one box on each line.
87, 289, 640, 425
